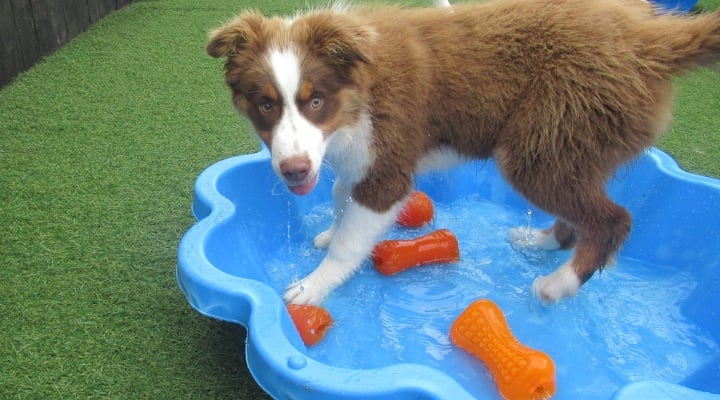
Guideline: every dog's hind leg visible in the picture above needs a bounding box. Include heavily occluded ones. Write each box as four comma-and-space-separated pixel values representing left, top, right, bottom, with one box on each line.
497, 147, 631, 302
509, 219, 577, 250
532, 192, 631, 303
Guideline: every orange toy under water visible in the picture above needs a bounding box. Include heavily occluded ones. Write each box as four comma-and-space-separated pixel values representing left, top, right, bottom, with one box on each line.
372, 229, 460, 276
397, 191, 434, 227
450, 299, 556, 400
286, 304, 334, 346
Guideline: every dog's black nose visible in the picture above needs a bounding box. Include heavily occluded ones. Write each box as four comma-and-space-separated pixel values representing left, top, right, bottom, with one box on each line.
280, 156, 311, 182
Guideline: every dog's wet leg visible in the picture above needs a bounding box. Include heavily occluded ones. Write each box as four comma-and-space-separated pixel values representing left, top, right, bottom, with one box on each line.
285, 199, 403, 305
551, 219, 578, 249
314, 179, 351, 249
509, 219, 577, 250
532, 195, 631, 303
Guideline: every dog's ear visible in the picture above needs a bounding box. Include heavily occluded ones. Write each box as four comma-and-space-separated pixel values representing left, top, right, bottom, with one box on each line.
207, 11, 266, 58
299, 13, 377, 67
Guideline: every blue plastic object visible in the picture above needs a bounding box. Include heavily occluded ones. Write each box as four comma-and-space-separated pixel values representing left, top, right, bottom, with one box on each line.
177, 147, 720, 400
650, 0, 698, 13
613, 381, 720, 400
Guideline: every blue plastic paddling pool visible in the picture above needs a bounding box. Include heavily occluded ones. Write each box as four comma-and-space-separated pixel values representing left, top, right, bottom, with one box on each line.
177, 147, 719, 400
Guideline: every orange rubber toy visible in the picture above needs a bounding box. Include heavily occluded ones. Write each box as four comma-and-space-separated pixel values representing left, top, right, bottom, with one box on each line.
372, 229, 460, 276
286, 304, 334, 346
450, 299, 556, 400
397, 191, 434, 227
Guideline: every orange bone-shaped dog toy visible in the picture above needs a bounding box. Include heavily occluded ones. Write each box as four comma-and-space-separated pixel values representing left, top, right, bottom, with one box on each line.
286, 304, 334, 346
450, 299, 556, 400
372, 229, 460, 276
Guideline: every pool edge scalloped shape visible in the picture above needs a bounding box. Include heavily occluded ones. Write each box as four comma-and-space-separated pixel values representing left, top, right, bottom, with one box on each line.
177, 147, 720, 400
177, 148, 477, 400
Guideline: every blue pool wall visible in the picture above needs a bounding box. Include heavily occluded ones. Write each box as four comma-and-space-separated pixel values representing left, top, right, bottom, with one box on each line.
179, 147, 720, 398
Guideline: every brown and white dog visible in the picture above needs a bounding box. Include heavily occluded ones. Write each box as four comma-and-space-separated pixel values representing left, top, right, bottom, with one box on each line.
207, 0, 720, 305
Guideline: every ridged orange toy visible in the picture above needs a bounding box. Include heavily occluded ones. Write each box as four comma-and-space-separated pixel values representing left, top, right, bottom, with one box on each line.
450, 299, 556, 400
372, 229, 460, 276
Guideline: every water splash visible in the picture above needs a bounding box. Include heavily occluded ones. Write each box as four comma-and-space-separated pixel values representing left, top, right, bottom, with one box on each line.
525, 209, 533, 232
270, 180, 287, 196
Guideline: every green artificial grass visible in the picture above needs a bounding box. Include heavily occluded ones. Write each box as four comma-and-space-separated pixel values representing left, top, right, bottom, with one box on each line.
0, 0, 718, 398
657, 0, 720, 176
1, 1, 270, 398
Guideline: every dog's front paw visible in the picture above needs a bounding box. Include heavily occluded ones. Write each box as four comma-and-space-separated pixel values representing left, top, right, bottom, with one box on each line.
509, 227, 560, 250
283, 277, 330, 305
313, 228, 334, 249
532, 262, 580, 303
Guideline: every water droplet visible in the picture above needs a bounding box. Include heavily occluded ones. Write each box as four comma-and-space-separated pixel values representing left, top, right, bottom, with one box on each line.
525, 209, 533, 232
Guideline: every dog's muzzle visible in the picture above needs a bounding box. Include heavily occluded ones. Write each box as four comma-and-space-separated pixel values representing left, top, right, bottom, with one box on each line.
280, 156, 318, 195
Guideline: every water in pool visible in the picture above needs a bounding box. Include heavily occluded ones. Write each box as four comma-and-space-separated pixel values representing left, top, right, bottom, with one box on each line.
263, 194, 718, 399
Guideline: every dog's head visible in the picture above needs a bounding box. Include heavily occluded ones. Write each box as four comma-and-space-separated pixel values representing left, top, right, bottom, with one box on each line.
207, 9, 376, 195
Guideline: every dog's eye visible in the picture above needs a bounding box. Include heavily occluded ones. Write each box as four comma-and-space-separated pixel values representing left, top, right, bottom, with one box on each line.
259, 102, 273, 114
309, 96, 323, 110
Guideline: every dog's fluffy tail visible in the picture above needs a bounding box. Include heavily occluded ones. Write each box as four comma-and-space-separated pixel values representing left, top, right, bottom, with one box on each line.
637, 10, 720, 76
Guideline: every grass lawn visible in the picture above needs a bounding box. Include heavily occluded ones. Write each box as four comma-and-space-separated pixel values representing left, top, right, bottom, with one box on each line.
1, 0, 718, 398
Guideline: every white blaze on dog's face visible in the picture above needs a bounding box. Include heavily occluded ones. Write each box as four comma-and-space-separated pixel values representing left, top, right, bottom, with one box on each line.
265, 49, 325, 195
206, 11, 375, 195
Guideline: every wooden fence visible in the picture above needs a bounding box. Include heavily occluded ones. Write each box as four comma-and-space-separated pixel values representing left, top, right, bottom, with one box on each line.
1, 0, 132, 88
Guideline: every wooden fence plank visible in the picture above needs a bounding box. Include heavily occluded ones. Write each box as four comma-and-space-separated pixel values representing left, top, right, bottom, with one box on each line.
30, 0, 69, 57
63, 0, 90, 40
0, 0, 23, 86
88, 0, 103, 24
47, 0, 70, 51
9, 0, 41, 72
